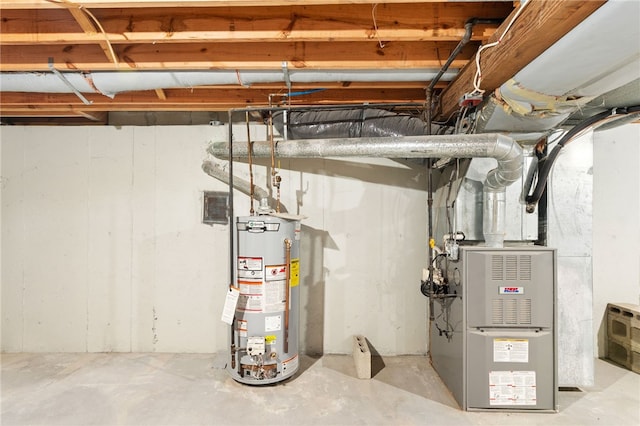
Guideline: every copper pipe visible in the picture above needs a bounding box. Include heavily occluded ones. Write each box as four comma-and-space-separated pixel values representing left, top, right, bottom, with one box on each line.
245, 111, 255, 215
284, 238, 292, 354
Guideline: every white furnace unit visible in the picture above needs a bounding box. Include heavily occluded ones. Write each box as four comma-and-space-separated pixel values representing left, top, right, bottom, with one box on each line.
227, 215, 301, 384
430, 246, 557, 411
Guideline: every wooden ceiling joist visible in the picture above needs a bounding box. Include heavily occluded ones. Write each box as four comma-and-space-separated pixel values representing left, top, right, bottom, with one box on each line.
0, 41, 479, 71
74, 110, 109, 121
0, 0, 513, 9
4, 1, 609, 124
0, 87, 428, 112
0, 3, 510, 44
1, 1, 517, 122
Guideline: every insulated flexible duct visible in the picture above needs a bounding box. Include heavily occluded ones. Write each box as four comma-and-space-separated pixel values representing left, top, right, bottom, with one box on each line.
202, 160, 271, 204
271, 109, 441, 139
209, 133, 522, 247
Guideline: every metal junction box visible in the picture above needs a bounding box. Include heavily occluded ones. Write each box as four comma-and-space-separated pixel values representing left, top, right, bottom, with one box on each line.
430, 247, 557, 412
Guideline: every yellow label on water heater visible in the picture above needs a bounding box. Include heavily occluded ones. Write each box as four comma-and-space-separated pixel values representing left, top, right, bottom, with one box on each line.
290, 258, 300, 287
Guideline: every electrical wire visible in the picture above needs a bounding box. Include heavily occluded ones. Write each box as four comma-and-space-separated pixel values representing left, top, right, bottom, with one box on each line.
472, 1, 529, 94
431, 108, 462, 126
444, 164, 457, 237
526, 106, 640, 210
454, 106, 469, 134
372, 4, 386, 49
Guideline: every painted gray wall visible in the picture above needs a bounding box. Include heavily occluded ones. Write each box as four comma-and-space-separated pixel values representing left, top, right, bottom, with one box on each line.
1, 125, 428, 355
593, 124, 640, 358
2, 122, 638, 363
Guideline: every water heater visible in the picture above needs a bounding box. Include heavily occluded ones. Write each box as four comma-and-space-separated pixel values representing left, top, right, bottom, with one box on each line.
227, 215, 301, 384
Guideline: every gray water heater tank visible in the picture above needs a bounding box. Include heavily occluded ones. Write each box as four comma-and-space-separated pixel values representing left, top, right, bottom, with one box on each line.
228, 215, 301, 384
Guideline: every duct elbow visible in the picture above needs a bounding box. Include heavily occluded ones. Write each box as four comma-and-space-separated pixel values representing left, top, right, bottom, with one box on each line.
482, 135, 522, 248
484, 134, 523, 191
202, 160, 270, 202
208, 142, 227, 159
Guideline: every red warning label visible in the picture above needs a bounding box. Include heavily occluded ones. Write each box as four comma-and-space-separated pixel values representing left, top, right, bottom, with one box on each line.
265, 264, 287, 282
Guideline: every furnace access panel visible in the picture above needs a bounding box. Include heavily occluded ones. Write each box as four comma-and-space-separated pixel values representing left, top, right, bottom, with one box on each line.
430, 247, 557, 412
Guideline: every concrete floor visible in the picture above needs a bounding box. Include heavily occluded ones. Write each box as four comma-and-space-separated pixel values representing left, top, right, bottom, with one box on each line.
1, 353, 638, 425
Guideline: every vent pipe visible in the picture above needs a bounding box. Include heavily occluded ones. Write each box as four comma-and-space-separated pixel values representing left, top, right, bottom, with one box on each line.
202, 160, 270, 203
209, 133, 522, 247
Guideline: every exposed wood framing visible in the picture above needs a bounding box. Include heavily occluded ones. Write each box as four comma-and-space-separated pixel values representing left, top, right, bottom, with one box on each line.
0, 4, 506, 44
0, 1, 612, 123
0, 41, 479, 71
437, 0, 607, 121
2, 0, 512, 9
154, 88, 167, 100
51, 1, 119, 65
74, 110, 109, 122
0, 1, 512, 120
0, 87, 428, 112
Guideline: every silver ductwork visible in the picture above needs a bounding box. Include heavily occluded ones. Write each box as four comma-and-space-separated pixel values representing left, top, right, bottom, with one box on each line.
271, 109, 441, 139
209, 133, 522, 247
202, 160, 270, 203
201, 159, 290, 216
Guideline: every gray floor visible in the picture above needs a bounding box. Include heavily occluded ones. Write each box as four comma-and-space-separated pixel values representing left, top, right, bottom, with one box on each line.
2, 353, 638, 425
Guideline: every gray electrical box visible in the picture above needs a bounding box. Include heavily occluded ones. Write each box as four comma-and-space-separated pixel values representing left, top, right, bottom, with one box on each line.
430, 246, 557, 412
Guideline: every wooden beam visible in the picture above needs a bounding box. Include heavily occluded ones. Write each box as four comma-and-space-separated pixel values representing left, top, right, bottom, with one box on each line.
74, 110, 108, 122
154, 88, 167, 100
0, 116, 107, 125
0, 3, 510, 44
196, 81, 448, 90
47, 2, 119, 65
437, 0, 607, 120
67, 7, 98, 33
0, 110, 96, 117
0, 40, 478, 71
0, 87, 428, 112
0, 1, 516, 10
0, 28, 499, 45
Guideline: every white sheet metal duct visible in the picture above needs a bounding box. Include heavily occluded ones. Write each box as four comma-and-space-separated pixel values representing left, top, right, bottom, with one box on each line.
476, 0, 640, 133
0, 69, 458, 98
208, 133, 522, 247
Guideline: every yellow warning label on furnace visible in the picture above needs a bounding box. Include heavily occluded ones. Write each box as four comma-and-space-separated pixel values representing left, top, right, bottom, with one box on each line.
291, 258, 300, 287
